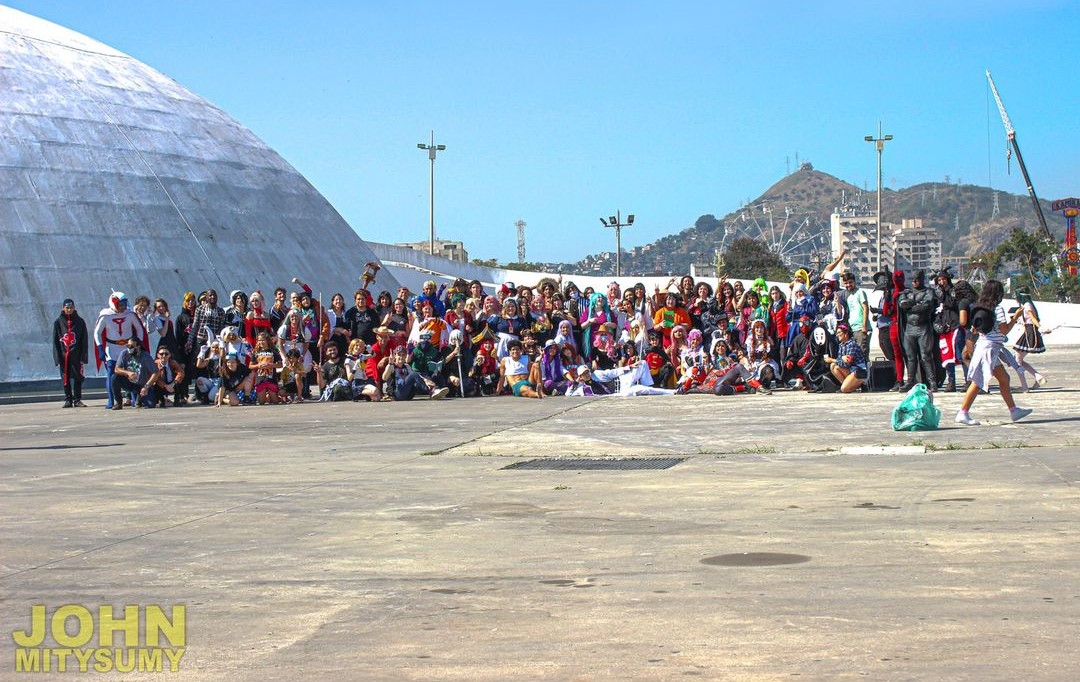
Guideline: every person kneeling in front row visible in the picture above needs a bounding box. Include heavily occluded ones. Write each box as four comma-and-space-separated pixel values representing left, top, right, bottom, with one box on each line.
111, 339, 159, 410
825, 323, 867, 394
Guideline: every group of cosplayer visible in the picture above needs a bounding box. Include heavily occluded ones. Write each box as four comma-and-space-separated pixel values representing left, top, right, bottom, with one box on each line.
51, 261, 1047, 424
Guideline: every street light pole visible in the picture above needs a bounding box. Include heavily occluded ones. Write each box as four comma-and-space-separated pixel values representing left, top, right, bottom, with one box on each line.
599, 211, 635, 277
865, 122, 893, 272
417, 131, 446, 255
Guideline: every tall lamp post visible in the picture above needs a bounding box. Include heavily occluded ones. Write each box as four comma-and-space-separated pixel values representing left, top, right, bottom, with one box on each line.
599, 211, 634, 277
864, 122, 893, 272
417, 131, 446, 255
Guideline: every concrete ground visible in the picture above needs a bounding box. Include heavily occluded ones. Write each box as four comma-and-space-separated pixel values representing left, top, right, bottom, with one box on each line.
2, 348, 1079, 681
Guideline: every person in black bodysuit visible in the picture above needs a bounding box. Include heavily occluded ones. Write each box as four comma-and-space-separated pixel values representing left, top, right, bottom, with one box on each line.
897, 269, 938, 391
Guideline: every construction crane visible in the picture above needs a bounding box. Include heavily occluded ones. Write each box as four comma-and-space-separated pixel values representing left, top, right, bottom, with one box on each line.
986, 69, 1062, 284
985, 70, 1055, 243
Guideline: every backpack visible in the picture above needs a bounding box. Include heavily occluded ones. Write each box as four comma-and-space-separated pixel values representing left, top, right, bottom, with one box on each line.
969, 306, 995, 335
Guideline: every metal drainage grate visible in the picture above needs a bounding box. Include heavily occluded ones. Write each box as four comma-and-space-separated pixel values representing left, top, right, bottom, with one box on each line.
502, 457, 686, 471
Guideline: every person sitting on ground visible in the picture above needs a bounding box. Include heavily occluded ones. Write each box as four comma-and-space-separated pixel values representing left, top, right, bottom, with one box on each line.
344, 338, 381, 402
497, 339, 542, 399
824, 322, 867, 393
439, 329, 472, 397
250, 332, 282, 404
279, 348, 306, 403
148, 346, 184, 408
277, 309, 312, 397
111, 338, 159, 410
643, 328, 675, 388
589, 323, 620, 371
317, 342, 352, 401
677, 328, 710, 392
565, 364, 609, 396
410, 331, 447, 389
539, 339, 569, 396
783, 315, 814, 390
217, 352, 252, 407
806, 322, 839, 393
568, 361, 675, 397
468, 329, 500, 396
743, 319, 780, 395
383, 345, 449, 400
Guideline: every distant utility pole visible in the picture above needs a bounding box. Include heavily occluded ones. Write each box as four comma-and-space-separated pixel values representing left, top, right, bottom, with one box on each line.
516, 220, 526, 262
864, 122, 893, 272
416, 131, 446, 255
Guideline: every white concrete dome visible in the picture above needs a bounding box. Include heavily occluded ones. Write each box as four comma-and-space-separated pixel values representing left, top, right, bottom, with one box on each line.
0, 6, 399, 381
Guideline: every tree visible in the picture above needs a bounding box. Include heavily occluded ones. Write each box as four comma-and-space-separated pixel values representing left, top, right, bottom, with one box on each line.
502, 261, 546, 272
720, 238, 789, 280
694, 214, 723, 234
993, 227, 1057, 297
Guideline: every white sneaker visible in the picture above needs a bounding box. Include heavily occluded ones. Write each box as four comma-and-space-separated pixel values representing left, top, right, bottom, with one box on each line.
1035, 375, 1047, 387
430, 387, 450, 400
954, 412, 980, 426
1010, 407, 1033, 422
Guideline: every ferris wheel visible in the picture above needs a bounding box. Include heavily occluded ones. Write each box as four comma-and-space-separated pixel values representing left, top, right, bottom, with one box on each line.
721, 201, 831, 270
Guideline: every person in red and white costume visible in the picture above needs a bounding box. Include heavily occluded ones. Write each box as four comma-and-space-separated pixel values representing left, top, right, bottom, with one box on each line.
93, 291, 149, 409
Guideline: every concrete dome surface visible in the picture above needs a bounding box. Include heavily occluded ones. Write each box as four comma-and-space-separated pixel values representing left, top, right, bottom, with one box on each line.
0, 6, 399, 381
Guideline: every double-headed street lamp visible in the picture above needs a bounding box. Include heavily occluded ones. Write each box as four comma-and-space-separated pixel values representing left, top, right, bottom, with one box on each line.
864, 122, 893, 272
600, 211, 634, 277
417, 131, 446, 255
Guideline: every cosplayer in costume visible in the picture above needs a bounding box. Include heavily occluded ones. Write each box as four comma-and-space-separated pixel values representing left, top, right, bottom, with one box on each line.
882, 269, 906, 390
1011, 291, 1047, 389
806, 323, 838, 392
53, 298, 89, 407
93, 292, 149, 409
932, 268, 964, 392
897, 269, 938, 390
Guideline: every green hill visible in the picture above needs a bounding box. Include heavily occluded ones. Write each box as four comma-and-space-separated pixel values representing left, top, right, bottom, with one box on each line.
567, 165, 1061, 276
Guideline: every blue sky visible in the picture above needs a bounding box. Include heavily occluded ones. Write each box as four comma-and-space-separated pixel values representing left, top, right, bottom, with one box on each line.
8, 1, 1080, 263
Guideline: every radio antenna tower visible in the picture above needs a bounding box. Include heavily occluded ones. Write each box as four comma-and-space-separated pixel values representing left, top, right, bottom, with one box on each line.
515, 220, 526, 262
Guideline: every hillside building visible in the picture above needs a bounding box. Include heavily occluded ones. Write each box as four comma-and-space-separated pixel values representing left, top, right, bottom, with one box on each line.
830, 208, 881, 282
885, 219, 943, 275
396, 239, 469, 263
830, 211, 943, 282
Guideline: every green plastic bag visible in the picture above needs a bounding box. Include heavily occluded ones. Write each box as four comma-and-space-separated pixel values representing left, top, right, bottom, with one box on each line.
891, 384, 941, 431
